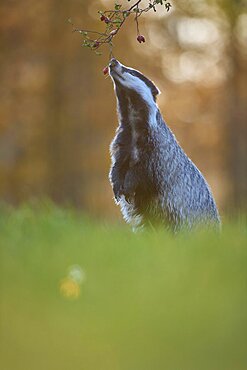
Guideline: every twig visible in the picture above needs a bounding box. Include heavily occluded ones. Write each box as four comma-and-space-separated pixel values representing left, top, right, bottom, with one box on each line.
70, 0, 172, 56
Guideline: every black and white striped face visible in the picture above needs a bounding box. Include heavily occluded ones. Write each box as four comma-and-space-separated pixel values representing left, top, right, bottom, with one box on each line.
109, 59, 160, 104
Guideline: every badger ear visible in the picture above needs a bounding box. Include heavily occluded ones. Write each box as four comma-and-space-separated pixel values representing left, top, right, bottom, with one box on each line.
152, 84, 160, 100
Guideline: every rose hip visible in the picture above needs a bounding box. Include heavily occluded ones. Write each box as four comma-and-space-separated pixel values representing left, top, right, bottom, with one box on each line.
93, 41, 100, 48
103, 66, 109, 75
137, 35, 145, 43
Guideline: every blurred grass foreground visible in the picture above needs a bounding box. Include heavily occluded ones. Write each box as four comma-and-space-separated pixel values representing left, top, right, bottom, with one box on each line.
0, 203, 246, 370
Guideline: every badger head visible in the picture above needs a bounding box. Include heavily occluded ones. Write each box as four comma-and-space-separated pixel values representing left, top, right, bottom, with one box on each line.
109, 58, 160, 106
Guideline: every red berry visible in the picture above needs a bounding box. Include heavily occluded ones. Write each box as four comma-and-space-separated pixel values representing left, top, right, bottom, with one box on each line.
137, 35, 142, 43
93, 41, 100, 48
100, 15, 106, 21
137, 35, 145, 43
103, 66, 108, 75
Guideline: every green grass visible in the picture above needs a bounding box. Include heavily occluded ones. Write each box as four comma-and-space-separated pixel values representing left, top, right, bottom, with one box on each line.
0, 203, 246, 370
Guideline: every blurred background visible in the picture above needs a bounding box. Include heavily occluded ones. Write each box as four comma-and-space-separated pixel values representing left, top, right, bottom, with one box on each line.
1, 2, 247, 369
0, 0, 246, 219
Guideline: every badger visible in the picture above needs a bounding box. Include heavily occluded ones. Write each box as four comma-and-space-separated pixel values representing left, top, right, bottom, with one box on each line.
108, 58, 220, 232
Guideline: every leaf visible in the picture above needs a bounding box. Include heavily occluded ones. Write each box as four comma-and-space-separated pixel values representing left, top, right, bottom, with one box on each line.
114, 3, 122, 10
82, 40, 90, 47
123, 11, 130, 18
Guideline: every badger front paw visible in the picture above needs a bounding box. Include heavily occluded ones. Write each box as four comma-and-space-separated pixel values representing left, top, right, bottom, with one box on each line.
123, 191, 135, 204
122, 176, 137, 204
113, 184, 134, 204
113, 184, 124, 203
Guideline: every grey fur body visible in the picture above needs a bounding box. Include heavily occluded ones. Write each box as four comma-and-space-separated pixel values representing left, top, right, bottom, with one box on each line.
108, 59, 220, 231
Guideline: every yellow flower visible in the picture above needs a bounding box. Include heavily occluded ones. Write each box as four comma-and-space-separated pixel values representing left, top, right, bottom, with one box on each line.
59, 277, 80, 299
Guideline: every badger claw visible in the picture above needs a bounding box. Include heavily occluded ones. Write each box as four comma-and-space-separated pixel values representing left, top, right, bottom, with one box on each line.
124, 191, 136, 204
113, 184, 124, 203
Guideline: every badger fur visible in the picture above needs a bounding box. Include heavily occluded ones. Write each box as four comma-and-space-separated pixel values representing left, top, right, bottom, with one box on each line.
108, 58, 220, 232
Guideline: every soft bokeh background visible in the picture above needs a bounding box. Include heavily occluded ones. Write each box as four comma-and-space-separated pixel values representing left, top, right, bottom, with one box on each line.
0, 205, 246, 370
1, 2, 247, 369
1, 0, 246, 219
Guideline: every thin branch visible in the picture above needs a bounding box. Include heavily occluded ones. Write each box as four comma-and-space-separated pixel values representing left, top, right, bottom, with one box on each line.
128, 0, 142, 12
70, 0, 172, 56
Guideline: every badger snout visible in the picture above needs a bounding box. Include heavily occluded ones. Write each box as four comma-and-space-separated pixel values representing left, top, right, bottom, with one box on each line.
109, 58, 119, 68
109, 58, 123, 79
